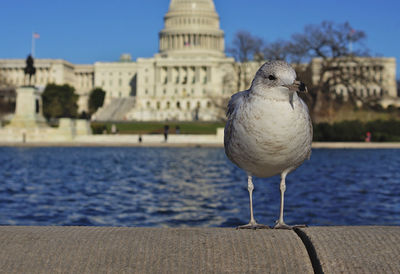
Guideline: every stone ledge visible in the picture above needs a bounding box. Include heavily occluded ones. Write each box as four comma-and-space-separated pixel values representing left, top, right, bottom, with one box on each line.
297, 226, 400, 274
0, 226, 398, 273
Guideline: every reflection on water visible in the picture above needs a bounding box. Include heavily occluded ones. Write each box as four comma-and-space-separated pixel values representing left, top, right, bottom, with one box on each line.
0, 147, 399, 227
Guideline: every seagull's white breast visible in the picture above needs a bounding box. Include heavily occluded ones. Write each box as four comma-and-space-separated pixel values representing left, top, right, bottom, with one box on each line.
225, 89, 312, 178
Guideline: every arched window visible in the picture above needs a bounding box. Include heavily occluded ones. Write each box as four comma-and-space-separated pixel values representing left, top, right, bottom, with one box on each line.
207, 101, 211, 108
157, 101, 160, 110
166, 101, 170, 109
187, 101, 191, 109
177, 101, 181, 109
146, 101, 151, 108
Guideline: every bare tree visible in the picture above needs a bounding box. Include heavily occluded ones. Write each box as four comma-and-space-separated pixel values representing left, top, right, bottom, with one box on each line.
288, 21, 368, 62
262, 40, 290, 61
286, 21, 373, 121
227, 30, 263, 62
226, 22, 379, 122
227, 31, 264, 90
207, 68, 238, 122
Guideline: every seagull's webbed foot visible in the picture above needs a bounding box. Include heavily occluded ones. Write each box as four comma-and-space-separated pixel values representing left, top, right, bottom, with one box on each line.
273, 221, 307, 230
237, 221, 270, 230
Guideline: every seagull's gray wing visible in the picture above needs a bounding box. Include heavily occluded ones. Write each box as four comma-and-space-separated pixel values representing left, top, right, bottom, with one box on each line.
226, 90, 248, 118
225, 90, 248, 163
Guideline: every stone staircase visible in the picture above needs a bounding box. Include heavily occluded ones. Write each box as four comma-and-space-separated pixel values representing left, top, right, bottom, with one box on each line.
92, 98, 136, 121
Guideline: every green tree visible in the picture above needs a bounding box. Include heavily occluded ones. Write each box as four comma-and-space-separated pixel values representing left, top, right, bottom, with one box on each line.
42, 84, 78, 119
88, 88, 106, 115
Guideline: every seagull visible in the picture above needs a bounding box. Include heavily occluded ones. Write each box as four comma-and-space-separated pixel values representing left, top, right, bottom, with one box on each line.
224, 60, 312, 229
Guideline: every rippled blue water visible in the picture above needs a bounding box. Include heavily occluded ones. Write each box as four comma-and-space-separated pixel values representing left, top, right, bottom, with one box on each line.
0, 147, 399, 227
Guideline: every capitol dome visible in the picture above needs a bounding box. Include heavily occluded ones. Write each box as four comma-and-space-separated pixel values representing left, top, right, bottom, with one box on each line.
159, 0, 225, 57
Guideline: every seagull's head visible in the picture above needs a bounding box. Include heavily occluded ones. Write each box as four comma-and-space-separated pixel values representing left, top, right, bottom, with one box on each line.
251, 60, 307, 94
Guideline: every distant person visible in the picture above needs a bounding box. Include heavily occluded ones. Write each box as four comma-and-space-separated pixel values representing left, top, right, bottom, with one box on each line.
138, 135, 142, 143
111, 124, 117, 134
176, 125, 180, 134
164, 125, 169, 142
365, 132, 371, 142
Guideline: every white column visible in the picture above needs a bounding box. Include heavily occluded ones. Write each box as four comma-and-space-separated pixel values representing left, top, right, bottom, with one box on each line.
167, 67, 172, 84
175, 34, 177, 49
181, 34, 184, 48
156, 67, 160, 83
195, 66, 200, 84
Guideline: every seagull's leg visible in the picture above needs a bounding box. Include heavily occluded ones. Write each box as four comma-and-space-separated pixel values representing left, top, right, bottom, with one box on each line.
248, 175, 256, 225
237, 175, 269, 229
273, 171, 306, 230
273, 171, 290, 229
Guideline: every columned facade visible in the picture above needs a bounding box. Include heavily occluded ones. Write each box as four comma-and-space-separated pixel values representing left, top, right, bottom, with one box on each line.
0, 59, 93, 112
124, 0, 235, 121
159, 0, 225, 58
0, 0, 397, 121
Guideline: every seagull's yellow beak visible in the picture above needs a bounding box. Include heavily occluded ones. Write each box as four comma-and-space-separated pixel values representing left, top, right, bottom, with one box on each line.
283, 80, 307, 93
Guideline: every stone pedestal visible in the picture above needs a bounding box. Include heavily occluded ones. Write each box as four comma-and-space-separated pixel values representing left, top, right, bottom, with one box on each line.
75, 119, 92, 136
8, 86, 46, 128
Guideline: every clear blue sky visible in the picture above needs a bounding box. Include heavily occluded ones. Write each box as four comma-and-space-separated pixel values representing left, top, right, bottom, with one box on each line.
1, 0, 399, 78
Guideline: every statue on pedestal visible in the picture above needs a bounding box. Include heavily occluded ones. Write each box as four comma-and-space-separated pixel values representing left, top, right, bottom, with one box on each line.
24, 55, 36, 86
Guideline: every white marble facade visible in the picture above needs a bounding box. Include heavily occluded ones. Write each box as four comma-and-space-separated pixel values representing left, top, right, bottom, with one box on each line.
0, 0, 397, 121
0, 59, 93, 113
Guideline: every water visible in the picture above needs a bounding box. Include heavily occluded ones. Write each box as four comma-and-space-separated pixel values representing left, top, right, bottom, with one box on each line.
0, 147, 399, 227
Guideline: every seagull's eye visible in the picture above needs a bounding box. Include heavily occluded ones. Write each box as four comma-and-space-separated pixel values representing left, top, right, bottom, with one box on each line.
268, 75, 276, 81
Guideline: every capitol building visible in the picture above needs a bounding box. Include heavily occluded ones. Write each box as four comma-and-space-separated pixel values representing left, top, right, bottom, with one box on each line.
0, 0, 397, 121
